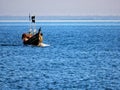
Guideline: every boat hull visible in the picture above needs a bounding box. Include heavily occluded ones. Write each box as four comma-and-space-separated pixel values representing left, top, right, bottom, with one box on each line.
22, 32, 42, 46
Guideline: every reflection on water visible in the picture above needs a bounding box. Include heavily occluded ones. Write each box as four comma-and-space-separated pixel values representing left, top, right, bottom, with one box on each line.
0, 44, 21, 46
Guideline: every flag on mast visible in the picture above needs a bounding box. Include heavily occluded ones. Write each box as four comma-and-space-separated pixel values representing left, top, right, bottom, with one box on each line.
31, 16, 35, 23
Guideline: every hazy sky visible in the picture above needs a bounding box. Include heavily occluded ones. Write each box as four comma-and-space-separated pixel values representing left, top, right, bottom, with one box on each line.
0, 0, 120, 16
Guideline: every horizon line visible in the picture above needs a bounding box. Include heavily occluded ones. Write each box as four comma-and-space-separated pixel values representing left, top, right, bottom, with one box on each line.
0, 15, 120, 17
1, 20, 120, 23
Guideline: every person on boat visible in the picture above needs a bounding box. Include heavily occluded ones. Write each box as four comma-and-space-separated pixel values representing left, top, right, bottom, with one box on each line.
33, 29, 37, 35
28, 29, 32, 34
37, 28, 43, 46
38, 28, 43, 43
39, 33, 43, 43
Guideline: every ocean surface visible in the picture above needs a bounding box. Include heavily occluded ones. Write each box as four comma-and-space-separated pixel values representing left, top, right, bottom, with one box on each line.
0, 18, 120, 90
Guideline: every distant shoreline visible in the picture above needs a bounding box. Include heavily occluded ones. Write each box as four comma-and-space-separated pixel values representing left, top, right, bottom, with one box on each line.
0, 16, 120, 23
0, 16, 120, 21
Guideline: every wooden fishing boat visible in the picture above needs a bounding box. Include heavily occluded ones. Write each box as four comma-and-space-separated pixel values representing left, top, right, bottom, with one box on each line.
22, 15, 43, 46
22, 15, 49, 47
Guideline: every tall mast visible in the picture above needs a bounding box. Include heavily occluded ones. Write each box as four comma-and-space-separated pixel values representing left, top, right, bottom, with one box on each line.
31, 16, 36, 34
31, 16, 36, 29
29, 13, 32, 33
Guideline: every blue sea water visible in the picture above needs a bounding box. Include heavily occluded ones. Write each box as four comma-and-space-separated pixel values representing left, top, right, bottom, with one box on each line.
0, 21, 120, 90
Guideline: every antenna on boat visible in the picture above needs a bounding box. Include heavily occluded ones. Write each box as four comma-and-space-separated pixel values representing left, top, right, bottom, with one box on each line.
29, 13, 32, 33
